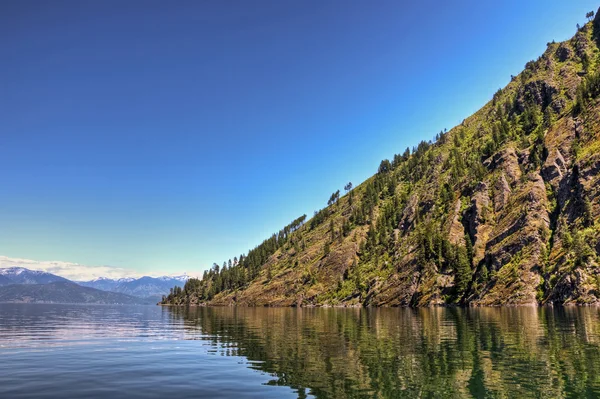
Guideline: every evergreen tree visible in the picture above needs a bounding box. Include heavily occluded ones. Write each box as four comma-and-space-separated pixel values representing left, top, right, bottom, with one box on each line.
378, 159, 392, 174
454, 246, 472, 298
587, 10, 595, 21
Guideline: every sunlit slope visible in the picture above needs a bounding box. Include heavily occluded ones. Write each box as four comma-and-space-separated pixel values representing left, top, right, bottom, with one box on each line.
165, 13, 600, 307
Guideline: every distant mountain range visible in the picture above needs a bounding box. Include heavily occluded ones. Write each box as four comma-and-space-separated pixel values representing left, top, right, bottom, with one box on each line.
0, 267, 69, 285
78, 275, 189, 298
75, 276, 136, 292
0, 281, 150, 305
0, 267, 188, 304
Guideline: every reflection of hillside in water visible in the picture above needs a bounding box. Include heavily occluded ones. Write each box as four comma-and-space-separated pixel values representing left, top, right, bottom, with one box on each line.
168, 306, 600, 399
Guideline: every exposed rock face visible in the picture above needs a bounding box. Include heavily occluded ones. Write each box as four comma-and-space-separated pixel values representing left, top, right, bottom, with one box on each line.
542, 149, 567, 181
555, 44, 572, 62
572, 31, 590, 60
476, 173, 551, 306
448, 199, 466, 246
400, 194, 419, 232
493, 173, 511, 212
484, 147, 522, 186
514, 80, 560, 113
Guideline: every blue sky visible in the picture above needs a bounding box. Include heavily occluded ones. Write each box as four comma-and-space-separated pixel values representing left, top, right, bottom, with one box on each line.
1, 1, 597, 276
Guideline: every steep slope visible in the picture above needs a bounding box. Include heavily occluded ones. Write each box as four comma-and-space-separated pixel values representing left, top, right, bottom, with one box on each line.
0, 282, 150, 304
164, 12, 600, 307
0, 267, 69, 286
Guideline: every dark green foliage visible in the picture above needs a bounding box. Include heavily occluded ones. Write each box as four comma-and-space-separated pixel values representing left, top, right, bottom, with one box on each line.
521, 104, 542, 134
341, 218, 351, 237
574, 68, 600, 115
167, 215, 307, 302
529, 128, 547, 171
403, 140, 434, 182
465, 234, 473, 263
454, 245, 472, 298
492, 88, 503, 104
565, 230, 596, 268
587, 10, 595, 21
438, 183, 454, 214
311, 208, 328, 229
410, 221, 472, 299
328, 190, 340, 206
378, 159, 392, 174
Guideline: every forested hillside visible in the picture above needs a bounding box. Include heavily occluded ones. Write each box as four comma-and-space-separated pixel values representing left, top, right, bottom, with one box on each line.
164, 11, 600, 307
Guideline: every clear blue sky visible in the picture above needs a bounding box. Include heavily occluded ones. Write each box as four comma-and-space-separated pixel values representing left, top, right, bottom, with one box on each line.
1, 1, 597, 275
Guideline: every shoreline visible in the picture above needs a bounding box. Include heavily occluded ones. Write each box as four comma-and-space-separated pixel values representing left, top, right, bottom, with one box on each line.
158, 301, 600, 308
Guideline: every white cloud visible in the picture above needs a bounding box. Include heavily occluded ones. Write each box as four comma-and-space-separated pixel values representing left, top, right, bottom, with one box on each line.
0, 255, 204, 281
0, 256, 143, 281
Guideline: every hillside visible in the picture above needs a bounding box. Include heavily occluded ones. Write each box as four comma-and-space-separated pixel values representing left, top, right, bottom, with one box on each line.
0, 282, 150, 304
164, 12, 600, 307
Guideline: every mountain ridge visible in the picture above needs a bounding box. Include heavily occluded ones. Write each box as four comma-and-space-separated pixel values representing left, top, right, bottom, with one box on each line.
79, 275, 189, 297
0, 267, 69, 286
163, 12, 600, 307
0, 267, 187, 303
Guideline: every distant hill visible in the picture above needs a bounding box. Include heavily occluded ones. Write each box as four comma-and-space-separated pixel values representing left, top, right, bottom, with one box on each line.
0, 267, 69, 286
0, 281, 151, 304
79, 275, 188, 298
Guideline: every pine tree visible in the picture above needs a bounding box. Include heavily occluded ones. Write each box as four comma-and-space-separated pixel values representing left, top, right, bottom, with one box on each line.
454, 246, 472, 298
587, 10, 595, 21
465, 234, 473, 264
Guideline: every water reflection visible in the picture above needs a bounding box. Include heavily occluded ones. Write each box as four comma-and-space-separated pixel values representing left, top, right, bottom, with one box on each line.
2, 304, 599, 398
0, 304, 191, 348
167, 306, 600, 398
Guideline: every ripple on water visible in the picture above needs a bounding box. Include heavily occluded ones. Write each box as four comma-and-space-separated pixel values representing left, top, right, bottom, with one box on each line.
2, 304, 600, 398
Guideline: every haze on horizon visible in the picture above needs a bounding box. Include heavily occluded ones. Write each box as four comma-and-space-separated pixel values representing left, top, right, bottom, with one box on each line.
1, 0, 597, 277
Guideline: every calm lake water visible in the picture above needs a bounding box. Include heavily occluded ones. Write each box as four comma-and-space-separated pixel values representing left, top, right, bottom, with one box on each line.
1, 304, 600, 398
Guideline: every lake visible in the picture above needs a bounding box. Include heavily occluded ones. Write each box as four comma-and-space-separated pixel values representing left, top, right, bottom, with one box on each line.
1, 304, 600, 398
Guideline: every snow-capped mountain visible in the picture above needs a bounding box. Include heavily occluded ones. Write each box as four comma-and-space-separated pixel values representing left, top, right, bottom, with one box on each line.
77, 277, 135, 292
0, 255, 141, 282
157, 274, 191, 283
0, 267, 69, 286
78, 275, 189, 298
0, 266, 191, 304
0, 260, 192, 300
